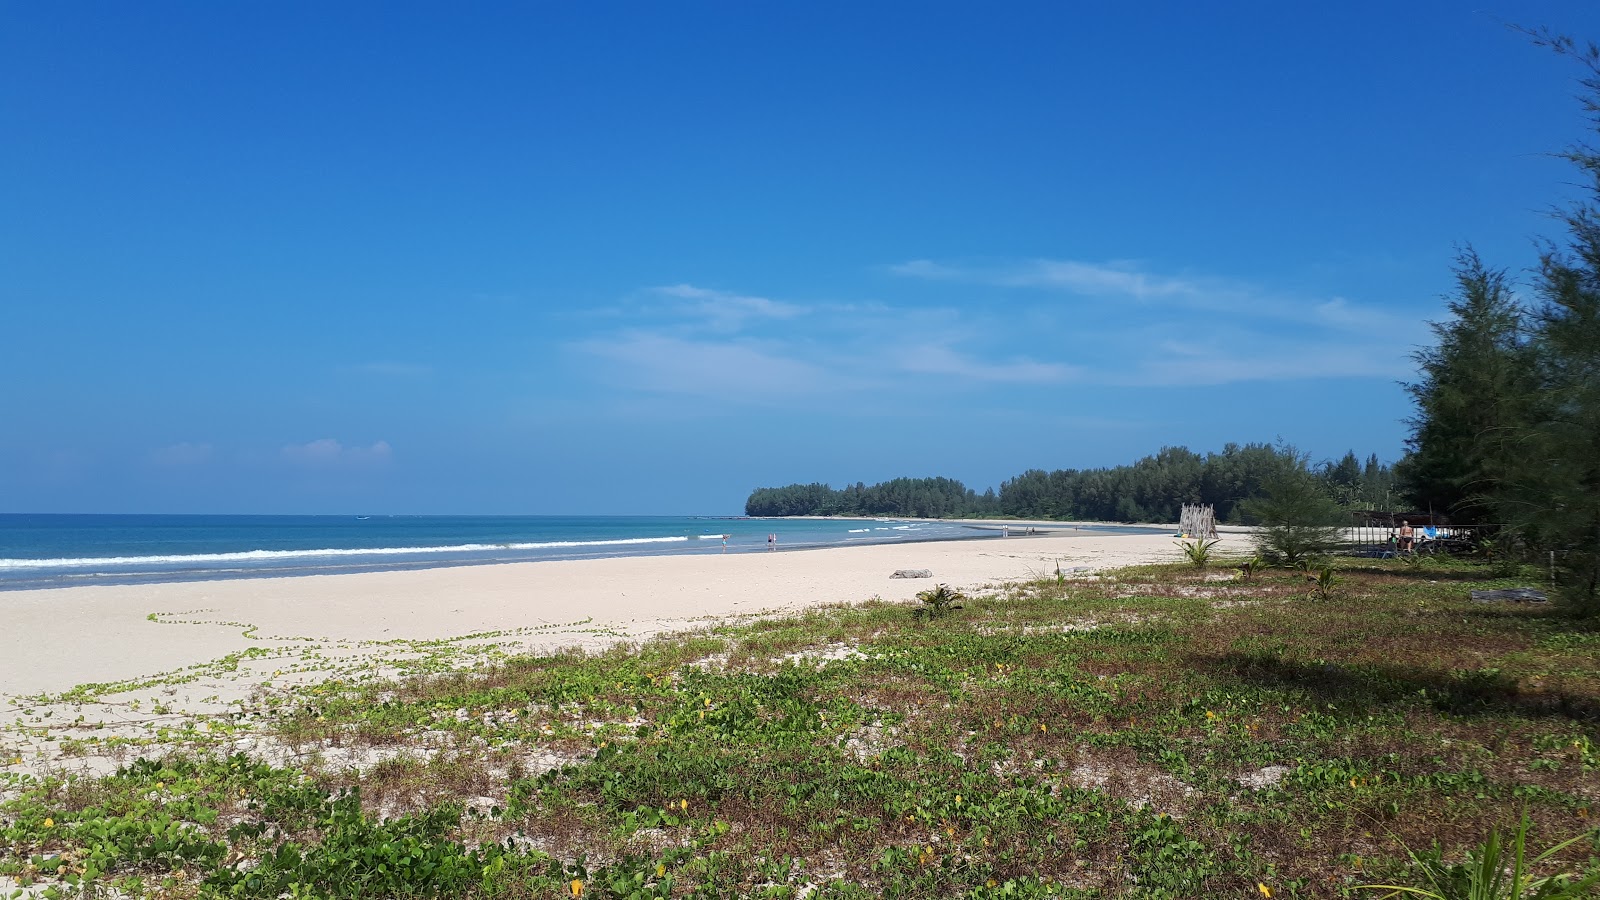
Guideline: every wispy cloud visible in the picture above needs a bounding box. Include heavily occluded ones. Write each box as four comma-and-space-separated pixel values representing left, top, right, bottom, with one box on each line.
576, 332, 852, 400
891, 256, 1427, 338
568, 260, 1416, 407
280, 439, 393, 467
888, 343, 1081, 383
652, 284, 805, 332
892, 258, 1203, 300
150, 441, 214, 466
1121, 338, 1415, 386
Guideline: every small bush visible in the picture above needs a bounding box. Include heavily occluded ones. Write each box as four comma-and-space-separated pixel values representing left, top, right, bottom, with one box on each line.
912, 584, 966, 621
1359, 811, 1600, 899
1176, 538, 1219, 570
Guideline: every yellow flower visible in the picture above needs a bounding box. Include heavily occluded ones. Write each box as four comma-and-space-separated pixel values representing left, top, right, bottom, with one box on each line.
1205, 710, 1216, 720
10, 756, 20, 765
155, 782, 164, 791
1258, 883, 1271, 897
987, 878, 998, 887
656, 862, 666, 878
1349, 777, 1358, 789
43, 817, 54, 828
680, 798, 688, 811
1039, 723, 1047, 732
570, 878, 583, 897
703, 697, 711, 708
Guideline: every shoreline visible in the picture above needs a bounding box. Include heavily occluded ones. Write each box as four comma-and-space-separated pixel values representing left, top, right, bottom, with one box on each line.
0, 528, 1253, 772
0, 519, 1174, 594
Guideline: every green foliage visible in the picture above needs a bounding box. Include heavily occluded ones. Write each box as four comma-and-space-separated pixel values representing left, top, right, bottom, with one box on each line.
1397, 248, 1535, 527
1400, 34, 1600, 616
912, 584, 966, 621
1312, 565, 1337, 602
745, 477, 991, 518
207, 790, 486, 898
744, 442, 1396, 523
1176, 538, 1218, 570
9, 558, 1600, 897
1237, 554, 1268, 581
1240, 463, 1348, 566
1358, 811, 1600, 899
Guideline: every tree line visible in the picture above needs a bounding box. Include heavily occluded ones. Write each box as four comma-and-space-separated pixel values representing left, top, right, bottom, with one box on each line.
745, 444, 1397, 523
1399, 31, 1600, 615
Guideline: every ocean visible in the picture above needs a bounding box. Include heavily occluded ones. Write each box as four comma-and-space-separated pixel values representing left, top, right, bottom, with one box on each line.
0, 514, 1166, 592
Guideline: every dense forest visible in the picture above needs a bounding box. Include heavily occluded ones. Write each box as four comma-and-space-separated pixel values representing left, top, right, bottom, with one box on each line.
745, 444, 1397, 523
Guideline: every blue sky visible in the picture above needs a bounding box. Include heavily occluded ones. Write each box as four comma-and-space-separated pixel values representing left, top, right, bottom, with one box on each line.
5, 1, 1600, 514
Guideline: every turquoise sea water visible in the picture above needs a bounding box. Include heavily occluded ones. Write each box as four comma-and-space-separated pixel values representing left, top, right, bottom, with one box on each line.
0, 514, 1165, 591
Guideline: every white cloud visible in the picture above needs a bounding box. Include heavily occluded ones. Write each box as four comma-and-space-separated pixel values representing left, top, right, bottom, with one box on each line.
1119, 338, 1416, 386
886, 259, 963, 280
890, 255, 1427, 339
653, 284, 805, 332
577, 332, 852, 399
280, 439, 393, 467
889, 343, 1081, 383
892, 257, 1202, 300
1001, 259, 1202, 299
150, 442, 214, 466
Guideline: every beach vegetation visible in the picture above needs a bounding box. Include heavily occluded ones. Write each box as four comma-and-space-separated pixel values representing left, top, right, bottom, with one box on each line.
1357, 809, 1600, 899
1396, 31, 1600, 618
911, 583, 966, 620
1238, 553, 1269, 581
4, 554, 1600, 897
1176, 537, 1219, 569
1239, 461, 1349, 566
1311, 565, 1337, 602
1396, 249, 1535, 529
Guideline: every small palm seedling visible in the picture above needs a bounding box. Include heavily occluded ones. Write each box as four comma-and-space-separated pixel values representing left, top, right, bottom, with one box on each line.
913, 584, 966, 621
1313, 565, 1337, 602
1357, 810, 1600, 899
1176, 538, 1219, 570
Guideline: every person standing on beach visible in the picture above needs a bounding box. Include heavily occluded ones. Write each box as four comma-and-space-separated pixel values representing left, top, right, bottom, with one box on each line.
722, 534, 728, 553
767, 533, 776, 551
1398, 520, 1414, 552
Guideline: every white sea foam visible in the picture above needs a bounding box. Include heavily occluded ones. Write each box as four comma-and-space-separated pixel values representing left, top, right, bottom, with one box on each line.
0, 536, 691, 570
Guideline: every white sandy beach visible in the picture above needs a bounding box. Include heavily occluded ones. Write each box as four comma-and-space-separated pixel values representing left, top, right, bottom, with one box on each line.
0, 528, 1251, 770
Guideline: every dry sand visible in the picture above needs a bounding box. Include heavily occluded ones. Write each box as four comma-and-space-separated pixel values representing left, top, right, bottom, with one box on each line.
0, 528, 1251, 772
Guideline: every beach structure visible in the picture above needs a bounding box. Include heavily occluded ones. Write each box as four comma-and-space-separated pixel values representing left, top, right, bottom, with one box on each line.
1179, 504, 1218, 540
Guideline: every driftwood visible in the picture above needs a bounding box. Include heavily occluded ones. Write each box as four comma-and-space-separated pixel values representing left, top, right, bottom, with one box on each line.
1179, 504, 1218, 540
891, 569, 933, 579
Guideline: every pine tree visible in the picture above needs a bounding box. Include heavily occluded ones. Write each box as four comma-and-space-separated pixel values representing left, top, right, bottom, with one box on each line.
1397, 248, 1533, 525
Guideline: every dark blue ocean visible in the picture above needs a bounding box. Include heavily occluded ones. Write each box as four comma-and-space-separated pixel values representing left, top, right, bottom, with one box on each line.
0, 514, 1167, 592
